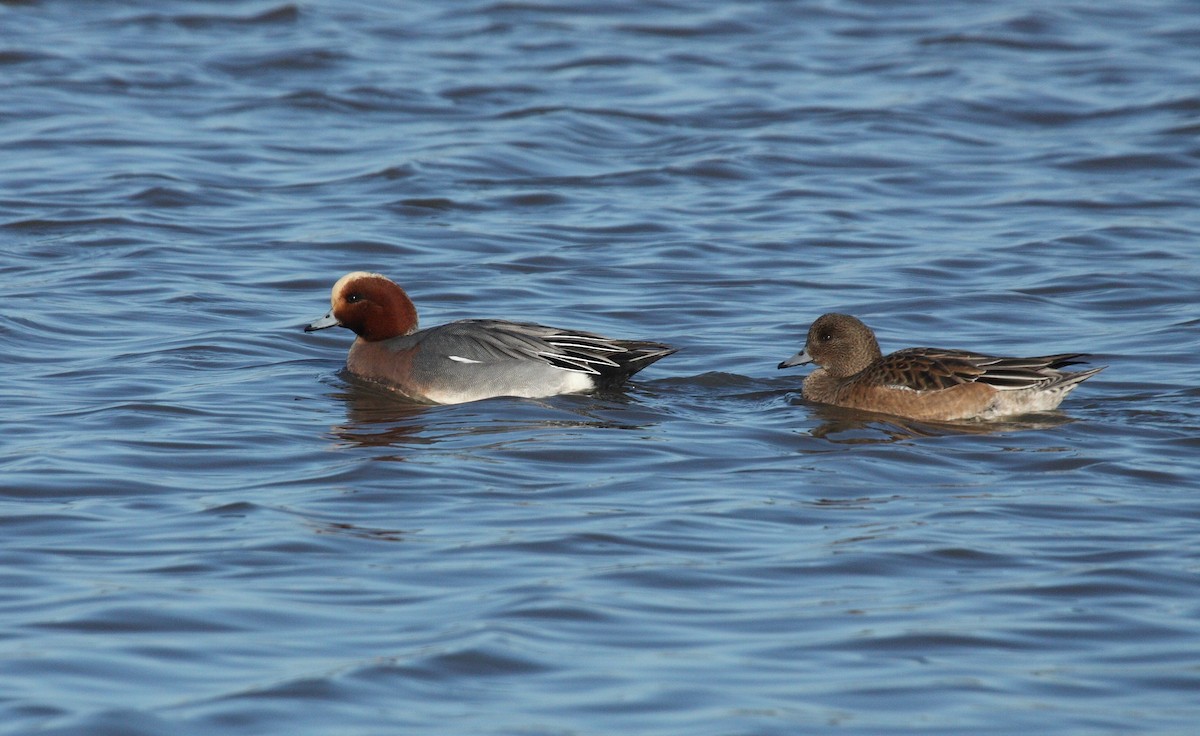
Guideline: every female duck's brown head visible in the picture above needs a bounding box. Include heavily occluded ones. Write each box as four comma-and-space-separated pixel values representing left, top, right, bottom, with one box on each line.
304, 272, 419, 342
778, 312, 883, 377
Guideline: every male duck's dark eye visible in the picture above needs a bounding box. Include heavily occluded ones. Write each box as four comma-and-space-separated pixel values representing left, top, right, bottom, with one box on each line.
346, 293, 363, 304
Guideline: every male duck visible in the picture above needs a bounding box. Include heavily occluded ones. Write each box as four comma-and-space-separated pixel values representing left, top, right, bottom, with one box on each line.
306, 272, 676, 404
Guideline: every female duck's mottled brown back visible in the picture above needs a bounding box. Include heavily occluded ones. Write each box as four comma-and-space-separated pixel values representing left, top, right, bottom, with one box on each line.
778, 313, 1104, 421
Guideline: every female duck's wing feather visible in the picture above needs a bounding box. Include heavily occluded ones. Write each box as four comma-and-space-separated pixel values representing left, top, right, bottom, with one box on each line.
864, 348, 1092, 392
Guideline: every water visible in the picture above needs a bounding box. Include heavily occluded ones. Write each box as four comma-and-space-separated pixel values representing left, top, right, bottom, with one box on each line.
3, 1, 1200, 733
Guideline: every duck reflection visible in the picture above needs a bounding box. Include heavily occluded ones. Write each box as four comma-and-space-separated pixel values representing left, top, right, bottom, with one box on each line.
799, 399, 1076, 443
328, 377, 436, 447
326, 372, 666, 450
310, 520, 406, 542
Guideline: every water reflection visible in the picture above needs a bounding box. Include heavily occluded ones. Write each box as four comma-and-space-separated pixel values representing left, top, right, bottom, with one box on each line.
799, 401, 1077, 443
326, 373, 669, 450
310, 520, 406, 542
328, 377, 436, 448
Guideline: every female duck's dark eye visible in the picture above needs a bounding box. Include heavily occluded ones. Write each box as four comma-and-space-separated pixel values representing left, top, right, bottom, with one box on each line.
821, 332, 833, 342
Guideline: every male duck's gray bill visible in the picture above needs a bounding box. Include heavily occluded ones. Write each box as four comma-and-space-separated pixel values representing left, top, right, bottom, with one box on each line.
305, 310, 341, 332
777, 348, 813, 370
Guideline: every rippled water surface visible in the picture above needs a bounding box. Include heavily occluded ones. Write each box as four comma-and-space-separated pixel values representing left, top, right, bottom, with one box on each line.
3, 1, 1200, 734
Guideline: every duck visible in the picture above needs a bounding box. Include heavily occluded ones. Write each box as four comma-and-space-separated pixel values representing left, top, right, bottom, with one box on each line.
778, 313, 1104, 421
305, 272, 676, 404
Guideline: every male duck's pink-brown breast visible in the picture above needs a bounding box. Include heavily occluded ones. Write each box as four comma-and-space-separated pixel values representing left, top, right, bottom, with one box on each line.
346, 338, 423, 398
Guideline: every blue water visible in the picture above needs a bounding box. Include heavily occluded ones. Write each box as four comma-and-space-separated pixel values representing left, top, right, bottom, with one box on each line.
3, 1, 1200, 734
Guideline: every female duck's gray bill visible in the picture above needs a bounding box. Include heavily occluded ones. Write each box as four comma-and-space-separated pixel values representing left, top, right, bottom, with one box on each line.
305, 310, 341, 332
777, 348, 813, 370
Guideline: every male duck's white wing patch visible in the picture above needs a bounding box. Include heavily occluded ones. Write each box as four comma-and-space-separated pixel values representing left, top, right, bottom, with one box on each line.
448, 355, 483, 364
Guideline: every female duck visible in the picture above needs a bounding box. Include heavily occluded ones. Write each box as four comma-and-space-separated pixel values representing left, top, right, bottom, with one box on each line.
306, 272, 676, 404
778, 313, 1103, 421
